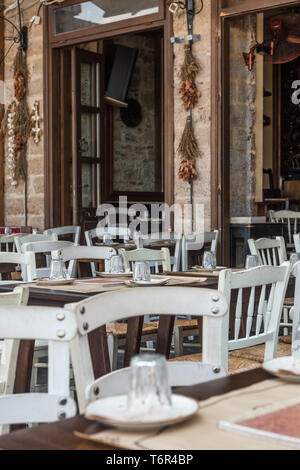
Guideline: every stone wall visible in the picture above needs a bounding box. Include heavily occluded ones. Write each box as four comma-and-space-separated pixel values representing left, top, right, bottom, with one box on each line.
111, 34, 158, 193
3, 3, 44, 230
1, 0, 215, 232
173, 0, 212, 232
229, 15, 256, 217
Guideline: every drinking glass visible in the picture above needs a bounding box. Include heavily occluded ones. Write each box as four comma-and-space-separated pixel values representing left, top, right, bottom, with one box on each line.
103, 233, 112, 245
49, 259, 67, 280
245, 254, 260, 270
4, 227, 12, 235
202, 251, 217, 269
133, 261, 151, 282
110, 254, 125, 274
127, 354, 172, 415
290, 253, 300, 268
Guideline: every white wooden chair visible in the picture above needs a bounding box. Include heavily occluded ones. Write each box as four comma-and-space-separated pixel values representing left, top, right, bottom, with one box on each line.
15, 233, 59, 280
0, 287, 29, 434
248, 236, 291, 335
269, 210, 300, 248
290, 261, 300, 349
248, 236, 287, 266
20, 240, 74, 280
174, 263, 291, 372
65, 286, 228, 411
136, 232, 182, 272
0, 303, 77, 431
0, 233, 28, 253
52, 245, 117, 278
85, 226, 131, 277
0, 252, 36, 282
44, 226, 81, 245
181, 230, 219, 271
293, 233, 300, 253
119, 247, 171, 274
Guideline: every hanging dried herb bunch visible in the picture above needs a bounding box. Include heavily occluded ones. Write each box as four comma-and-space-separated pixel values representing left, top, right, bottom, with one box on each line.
13, 48, 29, 102
179, 48, 201, 111
178, 158, 198, 183
177, 116, 199, 183
177, 116, 199, 161
1, 48, 31, 185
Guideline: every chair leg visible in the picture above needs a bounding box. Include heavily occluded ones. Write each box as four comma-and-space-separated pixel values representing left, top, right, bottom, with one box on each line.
107, 334, 118, 371
283, 307, 289, 336
173, 326, 184, 357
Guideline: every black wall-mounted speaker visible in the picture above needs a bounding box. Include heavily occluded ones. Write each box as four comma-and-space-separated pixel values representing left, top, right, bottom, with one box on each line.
105, 45, 138, 107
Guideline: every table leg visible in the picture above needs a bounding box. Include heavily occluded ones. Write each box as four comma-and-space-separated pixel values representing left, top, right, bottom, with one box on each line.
156, 315, 175, 359
88, 326, 111, 378
11, 339, 35, 431
124, 316, 144, 367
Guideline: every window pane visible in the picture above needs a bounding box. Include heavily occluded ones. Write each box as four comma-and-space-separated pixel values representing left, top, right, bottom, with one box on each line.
81, 62, 98, 107
80, 113, 99, 157
81, 163, 98, 207
112, 33, 162, 193
55, 0, 159, 35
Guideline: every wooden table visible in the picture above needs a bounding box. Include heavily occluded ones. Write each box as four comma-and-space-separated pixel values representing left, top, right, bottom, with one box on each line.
0, 368, 271, 450
0, 278, 217, 406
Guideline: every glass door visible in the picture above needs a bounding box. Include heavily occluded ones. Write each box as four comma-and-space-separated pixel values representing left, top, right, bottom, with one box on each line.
72, 47, 104, 224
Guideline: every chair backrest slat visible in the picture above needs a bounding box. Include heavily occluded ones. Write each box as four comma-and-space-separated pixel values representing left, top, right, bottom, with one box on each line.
119, 247, 171, 273
218, 263, 290, 357
269, 210, 300, 246
44, 226, 81, 245
182, 230, 219, 271
248, 236, 287, 267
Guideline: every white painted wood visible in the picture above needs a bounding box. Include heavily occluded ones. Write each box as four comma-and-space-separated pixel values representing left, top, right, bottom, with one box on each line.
85, 227, 131, 277
0, 251, 36, 281
0, 303, 77, 430
0, 233, 28, 253
66, 286, 229, 412
0, 393, 76, 424
52, 245, 116, 278
294, 234, 300, 254
136, 232, 182, 272
269, 210, 300, 247
86, 363, 226, 401
44, 226, 81, 245
20, 240, 74, 280
248, 236, 287, 266
182, 230, 219, 271
119, 247, 171, 273
218, 263, 291, 361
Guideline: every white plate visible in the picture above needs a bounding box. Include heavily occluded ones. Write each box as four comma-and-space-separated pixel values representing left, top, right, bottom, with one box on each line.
36, 278, 75, 286
125, 278, 170, 287
85, 394, 199, 431
263, 356, 300, 383
95, 272, 133, 278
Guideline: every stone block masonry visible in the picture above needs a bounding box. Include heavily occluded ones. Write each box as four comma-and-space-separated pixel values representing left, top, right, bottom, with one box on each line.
3, 3, 44, 230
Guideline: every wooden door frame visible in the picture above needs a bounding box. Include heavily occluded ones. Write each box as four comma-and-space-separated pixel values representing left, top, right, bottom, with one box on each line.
43, 2, 173, 228
211, 0, 300, 266
0, 16, 4, 226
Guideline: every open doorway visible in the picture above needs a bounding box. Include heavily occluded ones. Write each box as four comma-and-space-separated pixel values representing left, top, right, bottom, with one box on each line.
224, 4, 300, 266
50, 27, 164, 229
